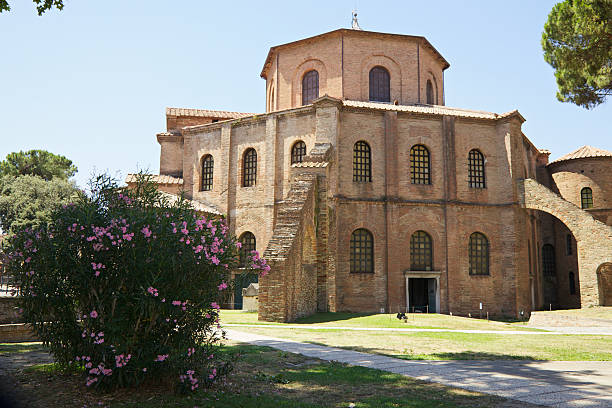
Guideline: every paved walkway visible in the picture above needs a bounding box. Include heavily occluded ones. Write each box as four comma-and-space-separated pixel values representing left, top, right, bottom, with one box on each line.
224, 323, 612, 336
227, 329, 612, 408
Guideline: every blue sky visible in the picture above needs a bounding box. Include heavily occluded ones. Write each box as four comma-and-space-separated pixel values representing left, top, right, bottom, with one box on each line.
1, 0, 610, 188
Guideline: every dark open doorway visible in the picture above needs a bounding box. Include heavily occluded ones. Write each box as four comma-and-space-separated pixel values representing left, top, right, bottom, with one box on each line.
408, 278, 436, 313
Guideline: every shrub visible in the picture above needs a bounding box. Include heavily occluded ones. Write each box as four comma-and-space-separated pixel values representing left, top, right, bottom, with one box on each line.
3, 174, 269, 391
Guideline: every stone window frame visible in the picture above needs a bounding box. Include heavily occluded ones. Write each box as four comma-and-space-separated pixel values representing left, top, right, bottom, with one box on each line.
360, 55, 402, 103
350, 228, 374, 274
410, 230, 433, 271
200, 154, 214, 192
301, 70, 319, 106
291, 140, 307, 164
242, 148, 257, 187
581, 187, 593, 209
468, 149, 486, 189
410, 144, 431, 185
468, 232, 490, 276
542, 244, 556, 277
353, 141, 372, 183
239, 231, 256, 267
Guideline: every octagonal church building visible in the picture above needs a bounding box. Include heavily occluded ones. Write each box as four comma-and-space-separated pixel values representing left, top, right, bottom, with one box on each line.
128, 24, 612, 322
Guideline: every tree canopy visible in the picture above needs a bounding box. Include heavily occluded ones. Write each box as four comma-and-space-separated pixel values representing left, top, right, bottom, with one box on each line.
542, 0, 612, 109
0, 0, 64, 15
0, 150, 77, 181
0, 175, 80, 234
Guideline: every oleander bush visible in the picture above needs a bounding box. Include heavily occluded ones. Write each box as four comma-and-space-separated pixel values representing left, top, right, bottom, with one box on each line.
2, 174, 269, 391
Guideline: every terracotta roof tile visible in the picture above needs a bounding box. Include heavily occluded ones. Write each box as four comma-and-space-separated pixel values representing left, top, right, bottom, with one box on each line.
342, 100, 521, 121
125, 174, 183, 185
166, 107, 255, 119
159, 192, 222, 215
550, 146, 612, 164
292, 162, 329, 168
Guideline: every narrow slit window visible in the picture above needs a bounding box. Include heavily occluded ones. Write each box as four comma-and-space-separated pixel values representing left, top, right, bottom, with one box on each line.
242, 148, 257, 187
542, 244, 556, 276
353, 141, 372, 182
200, 155, 214, 191
302, 70, 319, 105
469, 232, 489, 275
468, 149, 486, 189
239, 232, 256, 267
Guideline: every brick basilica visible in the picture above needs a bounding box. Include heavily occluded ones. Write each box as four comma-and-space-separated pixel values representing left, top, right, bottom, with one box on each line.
128, 25, 612, 322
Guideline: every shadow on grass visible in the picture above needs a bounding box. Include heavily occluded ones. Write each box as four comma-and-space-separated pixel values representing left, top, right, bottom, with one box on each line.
293, 312, 378, 325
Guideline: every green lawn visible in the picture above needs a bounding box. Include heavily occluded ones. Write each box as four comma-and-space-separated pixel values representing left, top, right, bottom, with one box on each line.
220, 310, 539, 331
534, 306, 612, 321
7, 342, 539, 407
0, 342, 44, 355
233, 327, 612, 361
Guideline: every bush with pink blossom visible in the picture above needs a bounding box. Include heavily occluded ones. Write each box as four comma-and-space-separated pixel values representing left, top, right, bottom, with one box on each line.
2, 174, 269, 391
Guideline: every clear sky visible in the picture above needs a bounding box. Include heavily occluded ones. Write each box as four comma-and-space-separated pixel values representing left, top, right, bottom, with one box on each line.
1, 0, 610, 188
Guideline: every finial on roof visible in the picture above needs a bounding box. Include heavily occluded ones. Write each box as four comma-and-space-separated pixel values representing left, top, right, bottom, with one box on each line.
351, 10, 362, 30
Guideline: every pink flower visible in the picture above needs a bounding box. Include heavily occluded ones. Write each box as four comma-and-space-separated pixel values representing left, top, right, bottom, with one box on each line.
154, 354, 169, 362
218, 282, 228, 291
90, 310, 98, 319
211, 302, 220, 310
141, 226, 152, 238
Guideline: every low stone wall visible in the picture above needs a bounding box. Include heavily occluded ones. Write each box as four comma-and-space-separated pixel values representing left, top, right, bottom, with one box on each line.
0, 297, 23, 324
0, 323, 37, 343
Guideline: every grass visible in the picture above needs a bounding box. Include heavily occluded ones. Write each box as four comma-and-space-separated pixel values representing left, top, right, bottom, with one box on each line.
219, 310, 540, 331
234, 327, 612, 361
2, 342, 537, 407
0, 341, 44, 354
536, 306, 612, 321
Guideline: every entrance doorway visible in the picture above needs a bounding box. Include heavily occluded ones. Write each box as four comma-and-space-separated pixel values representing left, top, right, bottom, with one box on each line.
405, 272, 440, 313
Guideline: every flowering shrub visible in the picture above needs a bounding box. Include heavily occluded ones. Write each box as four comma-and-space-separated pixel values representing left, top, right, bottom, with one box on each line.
3, 174, 269, 391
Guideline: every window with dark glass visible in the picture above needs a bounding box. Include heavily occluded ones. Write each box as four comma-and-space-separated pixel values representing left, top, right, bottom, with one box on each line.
581, 187, 593, 209
239, 232, 256, 267
410, 144, 431, 185
200, 155, 214, 191
566, 234, 573, 255
353, 141, 372, 182
369, 66, 390, 102
468, 149, 486, 189
291, 141, 307, 164
242, 148, 257, 187
469, 232, 489, 275
426, 80, 435, 104
569, 271, 576, 295
410, 231, 433, 271
542, 244, 556, 276
302, 70, 319, 105
350, 228, 374, 273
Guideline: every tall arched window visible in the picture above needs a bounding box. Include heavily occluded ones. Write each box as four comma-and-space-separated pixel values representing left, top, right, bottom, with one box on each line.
566, 234, 573, 255
542, 244, 556, 276
291, 141, 307, 164
469, 232, 489, 275
242, 148, 257, 187
410, 231, 433, 271
302, 70, 319, 105
239, 232, 256, 267
569, 271, 577, 295
426, 79, 435, 104
350, 228, 374, 273
410, 144, 431, 185
581, 187, 593, 209
200, 155, 214, 191
353, 141, 372, 182
369, 66, 390, 102
468, 149, 486, 189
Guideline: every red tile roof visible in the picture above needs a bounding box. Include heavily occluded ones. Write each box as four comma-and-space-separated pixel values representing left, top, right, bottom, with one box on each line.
550, 146, 612, 165
166, 108, 255, 119
125, 174, 183, 185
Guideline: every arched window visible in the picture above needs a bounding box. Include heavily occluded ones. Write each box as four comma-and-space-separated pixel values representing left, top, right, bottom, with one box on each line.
566, 234, 573, 255
569, 271, 577, 295
542, 244, 556, 276
369, 66, 390, 102
302, 70, 319, 105
468, 149, 486, 189
469, 232, 489, 275
410, 231, 433, 271
239, 232, 256, 267
410, 144, 431, 185
353, 141, 372, 182
200, 155, 214, 191
350, 228, 374, 273
291, 141, 307, 164
581, 187, 593, 209
426, 79, 435, 104
242, 148, 257, 187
